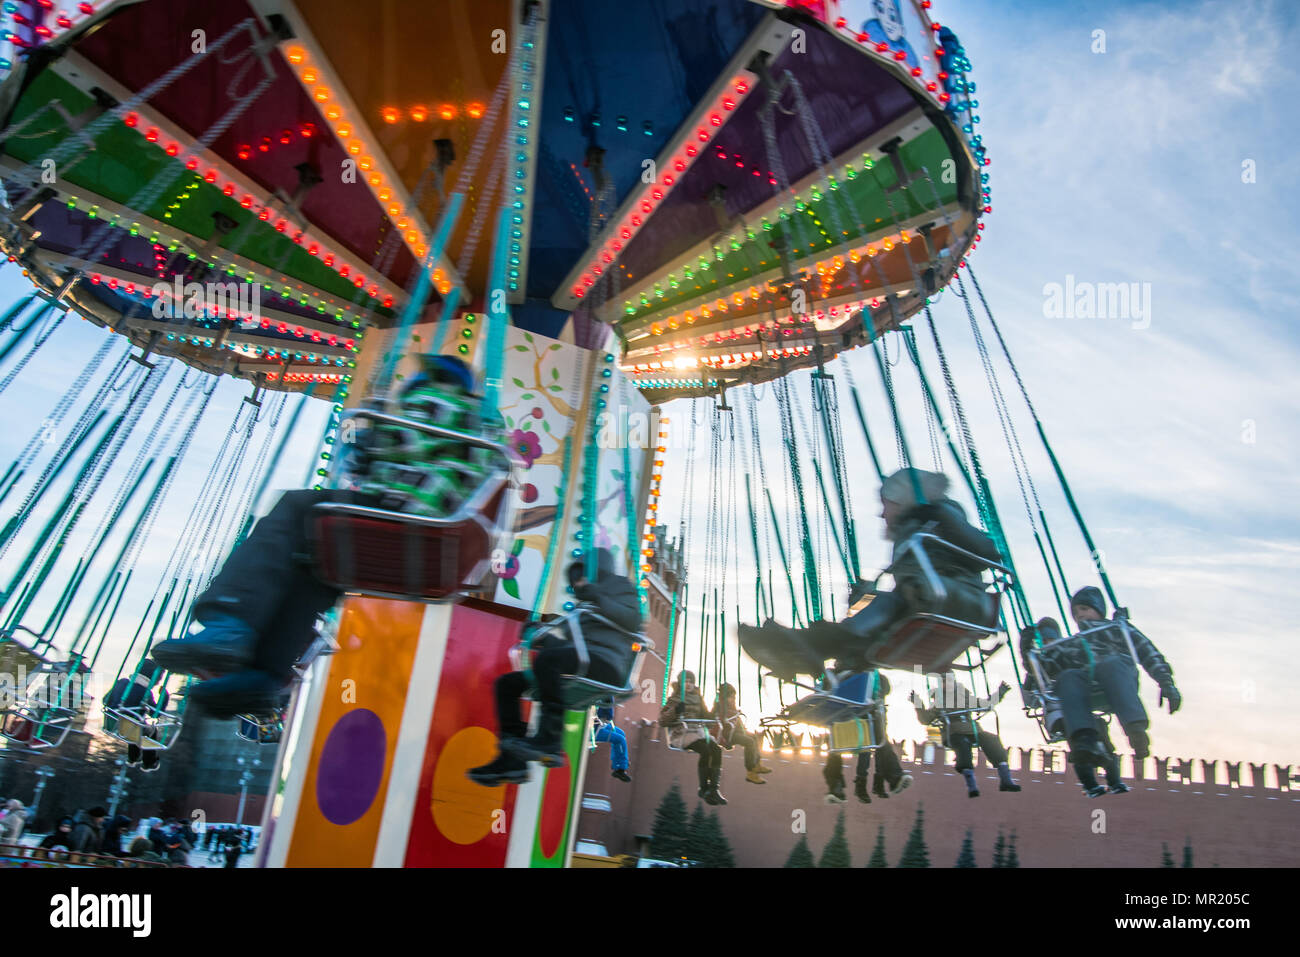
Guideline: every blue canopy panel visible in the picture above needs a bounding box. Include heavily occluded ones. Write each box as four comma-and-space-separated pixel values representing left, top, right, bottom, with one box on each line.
525, 0, 770, 305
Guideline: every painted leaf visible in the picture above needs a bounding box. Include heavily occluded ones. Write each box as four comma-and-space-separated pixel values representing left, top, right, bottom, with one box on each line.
503, 577, 520, 599
524, 332, 534, 344
512, 377, 526, 387
541, 420, 551, 432
513, 344, 529, 352
511, 537, 525, 556
551, 367, 559, 380
548, 384, 562, 392
521, 393, 534, 400
549, 343, 562, 351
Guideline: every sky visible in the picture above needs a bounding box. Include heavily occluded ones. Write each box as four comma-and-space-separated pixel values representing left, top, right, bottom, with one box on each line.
654, 0, 1300, 772
1, 0, 1297, 773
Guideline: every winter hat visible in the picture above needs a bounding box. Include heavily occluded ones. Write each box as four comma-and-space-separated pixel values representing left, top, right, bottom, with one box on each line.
410, 354, 479, 396
1070, 586, 1107, 619
880, 468, 950, 508
568, 548, 615, 586
1021, 617, 1063, 645
677, 671, 696, 685
134, 660, 163, 682
88, 806, 107, 818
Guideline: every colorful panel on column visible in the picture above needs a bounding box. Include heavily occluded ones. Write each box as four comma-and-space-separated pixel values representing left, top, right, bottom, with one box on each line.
529, 709, 590, 867
404, 602, 525, 866
284, 596, 425, 867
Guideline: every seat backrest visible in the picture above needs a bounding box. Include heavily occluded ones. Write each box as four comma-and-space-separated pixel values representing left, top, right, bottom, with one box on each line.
834, 672, 875, 704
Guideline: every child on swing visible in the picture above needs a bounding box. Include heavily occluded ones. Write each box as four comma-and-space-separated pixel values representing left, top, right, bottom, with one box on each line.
104, 660, 170, 772
738, 468, 1001, 679
659, 671, 727, 806
150, 354, 489, 717
909, 674, 1020, 797
468, 548, 642, 786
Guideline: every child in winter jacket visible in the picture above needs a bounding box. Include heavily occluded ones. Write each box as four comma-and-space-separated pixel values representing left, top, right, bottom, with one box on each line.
469, 548, 643, 786
660, 671, 727, 806
150, 355, 489, 718
739, 468, 1001, 680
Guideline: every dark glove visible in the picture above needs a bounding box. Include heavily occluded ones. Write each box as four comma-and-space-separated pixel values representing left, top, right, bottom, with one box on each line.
996, 680, 1011, 701
674, 701, 686, 717
848, 578, 875, 607
1158, 682, 1182, 714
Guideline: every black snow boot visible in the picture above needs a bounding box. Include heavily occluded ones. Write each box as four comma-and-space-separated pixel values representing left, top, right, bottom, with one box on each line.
501, 708, 567, 768
467, 752, 530, 786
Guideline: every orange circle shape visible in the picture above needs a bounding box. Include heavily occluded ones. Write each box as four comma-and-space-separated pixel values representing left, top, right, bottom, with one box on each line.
431, 726, 507, 845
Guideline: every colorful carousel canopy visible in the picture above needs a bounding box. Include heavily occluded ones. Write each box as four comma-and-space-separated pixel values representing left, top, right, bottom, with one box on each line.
0, 0, 987, 400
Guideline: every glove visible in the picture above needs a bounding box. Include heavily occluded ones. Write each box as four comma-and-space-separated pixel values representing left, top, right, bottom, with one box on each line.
848, 578, 875, 606
674, 701, 686, 717
996, 680, 1011, 701
1159, 682, 1182, 714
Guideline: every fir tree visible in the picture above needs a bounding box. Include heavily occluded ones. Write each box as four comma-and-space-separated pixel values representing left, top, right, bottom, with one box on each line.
1182, 837, 1193, 869
692, 811, 735, 868
648, 783, 689, 862
897, 803, 930, 868
784, 834, 815, 868
867, 824, 888, 868
993, 828, 1007, 868
954, 829, 977, 868
1161, 842, 1175, 867
685, 802, 709, 864
818, 810, 852, 867
1005, 830, 1020, 868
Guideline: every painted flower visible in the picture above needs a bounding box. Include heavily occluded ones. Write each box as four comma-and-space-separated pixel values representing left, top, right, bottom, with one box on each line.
500, 554, 520, 579
509, 428, 542, 467
531, 407, 544, 419
522, 483, 538, 504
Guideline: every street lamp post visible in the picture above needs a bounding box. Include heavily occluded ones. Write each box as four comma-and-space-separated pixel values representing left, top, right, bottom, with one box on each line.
234, 755, 261, 826
31, 766, 56, 819
107, 758, 129, 819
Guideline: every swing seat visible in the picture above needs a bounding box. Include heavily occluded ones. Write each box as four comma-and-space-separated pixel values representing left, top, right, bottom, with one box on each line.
863, 531, 1011, 673
236, 708, 285, 745
0, 635, 49, 676
778, 672, 882, 729
1025, 687, 1111, 744
828, 715, 881, 754
0, 704, 79, 750
510, 605, 653, 712
102, 703, 182, 750
309, 410, 517, 602
666, 718, 722, 752
1026, 627, 1136, 742
761, 727, 804, 752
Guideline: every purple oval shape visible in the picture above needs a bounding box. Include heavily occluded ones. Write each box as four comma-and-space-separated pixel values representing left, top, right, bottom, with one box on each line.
315, 709, 387, 826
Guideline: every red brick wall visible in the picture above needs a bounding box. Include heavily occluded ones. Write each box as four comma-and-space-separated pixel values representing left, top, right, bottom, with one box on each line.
180, 791, 267, 828
578, 727, 1299, 867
